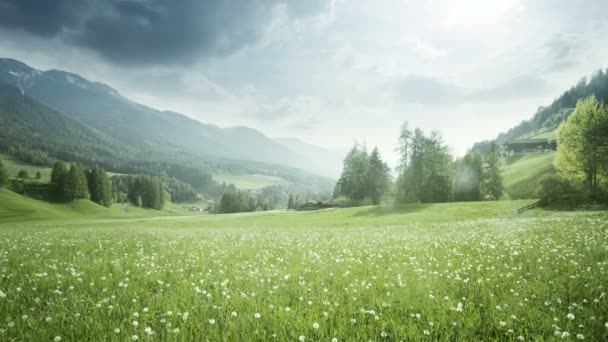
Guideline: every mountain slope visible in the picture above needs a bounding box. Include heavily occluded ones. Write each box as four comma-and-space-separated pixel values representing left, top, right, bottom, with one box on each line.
0, 58, 336, 178
275, 138, 346, 178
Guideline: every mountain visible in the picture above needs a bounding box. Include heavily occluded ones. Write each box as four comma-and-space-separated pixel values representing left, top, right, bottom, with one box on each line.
275, 138, 346, 178
0, 58, 338, 179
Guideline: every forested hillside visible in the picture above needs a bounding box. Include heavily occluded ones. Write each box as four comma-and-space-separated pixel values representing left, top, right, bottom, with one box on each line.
496, 69, 608, 142
0, 58, 340, 179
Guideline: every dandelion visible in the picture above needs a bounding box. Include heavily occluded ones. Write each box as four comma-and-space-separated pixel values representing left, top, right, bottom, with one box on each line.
131, 335, 139, 341
567, 313, 575, 320
46, 317, 52, 322
21, 315, 28, 320
254, 313, 261, 319
143, 307, 148, 313
499, 321, 507, 327
208, 319, 216, 325
299, 336, 306, 342
7, 322, 14, 328
313, 322, 319, 329
576, 334, 585, 340
132, 320, 139, 327
114, 328, 120, 334
144, 327, 153, 336
331, 338, 338, 342
423, 330, 430, 335
231, 311, 237, 317
0, 290, 5, 298
172, 328, 180, 334
561, 332, 570, 338
284, 307, 291, 312
54, 336, 61, 342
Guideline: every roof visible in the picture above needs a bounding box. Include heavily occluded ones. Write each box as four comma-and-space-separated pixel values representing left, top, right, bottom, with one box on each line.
505, 138, 550, 145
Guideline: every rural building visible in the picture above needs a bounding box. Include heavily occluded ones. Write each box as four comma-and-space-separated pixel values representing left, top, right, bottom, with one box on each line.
504, 138, 557, 154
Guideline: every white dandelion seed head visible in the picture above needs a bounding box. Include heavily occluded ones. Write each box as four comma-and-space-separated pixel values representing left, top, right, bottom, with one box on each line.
313, 322, 319, 329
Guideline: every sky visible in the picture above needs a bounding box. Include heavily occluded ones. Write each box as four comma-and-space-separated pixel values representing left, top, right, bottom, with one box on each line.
1, 0, 608, 164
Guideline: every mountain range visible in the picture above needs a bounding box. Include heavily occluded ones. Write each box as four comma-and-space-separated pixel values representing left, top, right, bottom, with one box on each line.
0, 58, 343, 179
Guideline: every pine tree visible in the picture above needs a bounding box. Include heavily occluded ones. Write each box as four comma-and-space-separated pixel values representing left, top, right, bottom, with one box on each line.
63, 165, 90, 201
481, 141, 504, 200
287, 194, 294, 209
51, 161, 69, 200
0, 158, 8, 190
87, 166, 114, 207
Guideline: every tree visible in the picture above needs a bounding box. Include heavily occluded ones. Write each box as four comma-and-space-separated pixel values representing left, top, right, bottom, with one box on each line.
480, 141, 504, 200
453, 150, 483, 201
366, 148, 391, 204
51, 161, 70, 200
63, 164, 90, 201
0, 158, 8, 190
87, 166, 113, 207
287, 194, 294, 209
555, 96, 608, 192
17, 169, 30, 179
35, 171, 41, 180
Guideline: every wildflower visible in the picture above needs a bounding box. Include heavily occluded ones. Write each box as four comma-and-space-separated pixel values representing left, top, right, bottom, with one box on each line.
46, 317, 53, 322
172, 328, 180, 334
567, 313, 575, 320
0, 290, 5, 298
144, 327, 153, 336
54, 336, 61, 342
209, 319, 216, 325
132, 320, 139, 327
499, 321, 507, 327
313, 322, 319, 329
114, 328, 120, 334
576, 334, 585, 340
231, 311, 237, 317
299, 336, 306, 342
131, 336, 139, 341
285, 307, 291, 312
21, 315, 28, 320
517, 336, 524, 341
143, 307, 148, 313
254, 313, 261, 319
423, 330, 430, 335
332, 338, 338, 342
561, 332, 570, 338
7, 322, 14, 328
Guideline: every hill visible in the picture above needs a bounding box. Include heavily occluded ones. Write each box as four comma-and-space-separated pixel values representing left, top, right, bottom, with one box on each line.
496, 68, 608, 143
501, 152, 556, 199
0, 58, 340, 179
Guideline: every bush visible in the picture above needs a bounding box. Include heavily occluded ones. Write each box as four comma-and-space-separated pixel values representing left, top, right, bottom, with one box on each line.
536, 175, 580, 205
332, 196, 352, 208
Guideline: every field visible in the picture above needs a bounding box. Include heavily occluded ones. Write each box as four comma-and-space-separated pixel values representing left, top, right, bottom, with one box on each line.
0, 154, 53, 182
212, 173, 288, 190
1, 191, 607, 341
501, 152, 556, 199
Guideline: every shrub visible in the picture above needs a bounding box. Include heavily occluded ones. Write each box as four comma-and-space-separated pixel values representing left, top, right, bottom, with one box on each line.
536, 175, 579, 205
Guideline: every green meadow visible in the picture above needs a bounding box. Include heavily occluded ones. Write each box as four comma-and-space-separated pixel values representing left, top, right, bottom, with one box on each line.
1, 191, 607, 341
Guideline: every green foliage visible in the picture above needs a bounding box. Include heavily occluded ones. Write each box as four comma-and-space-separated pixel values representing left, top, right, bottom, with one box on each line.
216, 189, 255, 214
287, 194, 295, 209
555, 96, 608, 192
497, 68, 608, 142
501, 152, 556, 199
17, 169, 30, 179
51, 161, 70, 201
480, 142, 504, 200
0, 158, 8, 190
396, 124, 453, 203
126, 175, 165, 210
63, 165, 90, 201
536, 174, 580, 206
334, 145, 391, 206
86, 166, 113, 207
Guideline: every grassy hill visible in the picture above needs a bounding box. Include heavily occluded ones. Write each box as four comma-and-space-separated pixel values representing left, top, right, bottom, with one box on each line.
212, 172, 289, 190
0, 153, 52, 182
501, 152, 555, 199
0, 188, 193, 223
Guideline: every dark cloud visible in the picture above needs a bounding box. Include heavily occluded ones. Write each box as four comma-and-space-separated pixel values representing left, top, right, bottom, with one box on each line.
0, 0, 332, 66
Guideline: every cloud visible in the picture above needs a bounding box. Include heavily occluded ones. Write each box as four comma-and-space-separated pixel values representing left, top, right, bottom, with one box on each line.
0, 0, 333, 66
394, 74, 557, 105
393, 76, 464, 105
468, 75, 558, 101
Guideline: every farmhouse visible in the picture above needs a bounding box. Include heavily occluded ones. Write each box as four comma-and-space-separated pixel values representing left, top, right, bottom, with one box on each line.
504, 138, 557, 154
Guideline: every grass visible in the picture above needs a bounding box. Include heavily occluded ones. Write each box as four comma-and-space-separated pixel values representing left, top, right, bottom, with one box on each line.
213, 172, 288, 190
518, 127, 558, 140
501, 152, 555, 199
1, 188, 607, 341
0, 153, 52, 182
